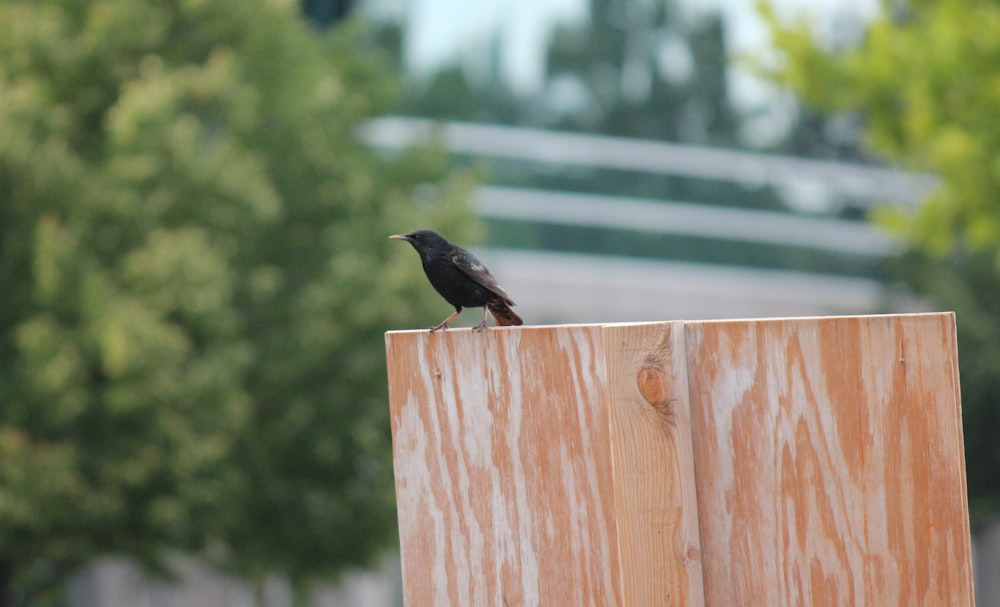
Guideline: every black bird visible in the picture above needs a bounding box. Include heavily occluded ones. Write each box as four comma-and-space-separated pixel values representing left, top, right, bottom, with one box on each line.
389, 229, 523, 332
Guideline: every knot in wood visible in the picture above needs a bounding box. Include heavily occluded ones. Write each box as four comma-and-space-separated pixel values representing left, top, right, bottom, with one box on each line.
637, 366, 671, 408
685, 543, 702, 563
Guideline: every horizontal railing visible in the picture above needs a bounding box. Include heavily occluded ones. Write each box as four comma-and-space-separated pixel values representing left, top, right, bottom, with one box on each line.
362, 116, 936, 204
363, 116, 934, 274
473, 186, 898, 256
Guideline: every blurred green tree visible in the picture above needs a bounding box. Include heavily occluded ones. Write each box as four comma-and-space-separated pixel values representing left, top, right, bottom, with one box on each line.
393, 0, 741, 146
544, 0, 738, 146
0, 0, 475, 603
383, 0, 810, 267
760, 0, 1000, 524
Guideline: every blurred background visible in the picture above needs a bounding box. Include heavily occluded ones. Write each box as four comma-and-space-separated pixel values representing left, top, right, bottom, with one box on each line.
1, 0, 998, 605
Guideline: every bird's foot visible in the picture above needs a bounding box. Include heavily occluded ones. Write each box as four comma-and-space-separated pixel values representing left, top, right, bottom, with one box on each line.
473, 321, 489, 333
429, 322, 450, 332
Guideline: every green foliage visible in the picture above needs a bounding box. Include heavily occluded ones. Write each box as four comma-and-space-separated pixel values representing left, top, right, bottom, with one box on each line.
395, 0, 741, 147
0, 0, 475, 597
760, 0, 1000, 258
543, 0, 738, 145
760, 0, 1000, 523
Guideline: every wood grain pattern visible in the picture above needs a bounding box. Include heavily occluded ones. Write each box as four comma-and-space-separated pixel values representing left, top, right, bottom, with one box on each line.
386, 313, 973, 607
385, 326, 622, 607
602, 322, 705, 607
684, 313, 973, 607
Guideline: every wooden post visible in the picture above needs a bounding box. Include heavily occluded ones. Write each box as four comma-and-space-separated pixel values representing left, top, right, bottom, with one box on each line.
385, 313, 974, 607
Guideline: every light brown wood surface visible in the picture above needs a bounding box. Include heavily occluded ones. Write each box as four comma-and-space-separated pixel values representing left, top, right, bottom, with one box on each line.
386, 326, 623, 607
385, 313, 974, 607
602, 322, 704, 607
685, 313, 973, 606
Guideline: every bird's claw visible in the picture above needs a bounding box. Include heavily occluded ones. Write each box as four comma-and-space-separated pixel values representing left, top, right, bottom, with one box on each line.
473, 322, 488, 333
429, 322, 450, 332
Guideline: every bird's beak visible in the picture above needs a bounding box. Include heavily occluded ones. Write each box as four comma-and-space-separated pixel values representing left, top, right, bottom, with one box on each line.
388, 234, 410, 242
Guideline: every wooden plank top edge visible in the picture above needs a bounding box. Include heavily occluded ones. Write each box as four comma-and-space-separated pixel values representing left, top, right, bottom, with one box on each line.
686, 310, 954, 326
385, 312, 955, 337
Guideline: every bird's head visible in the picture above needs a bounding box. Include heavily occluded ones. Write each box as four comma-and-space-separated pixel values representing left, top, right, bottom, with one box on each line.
389, 229, 450, 254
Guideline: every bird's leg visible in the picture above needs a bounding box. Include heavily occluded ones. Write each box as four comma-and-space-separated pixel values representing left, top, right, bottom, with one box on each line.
473, 307, 490, 333
430, 309, 461, 332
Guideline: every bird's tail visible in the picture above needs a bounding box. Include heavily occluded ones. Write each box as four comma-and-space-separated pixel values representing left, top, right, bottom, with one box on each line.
488, 300, 523, 326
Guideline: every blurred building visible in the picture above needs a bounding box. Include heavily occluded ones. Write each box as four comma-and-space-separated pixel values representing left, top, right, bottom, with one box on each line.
362, 116, 933, 325
359, 0, 931, 327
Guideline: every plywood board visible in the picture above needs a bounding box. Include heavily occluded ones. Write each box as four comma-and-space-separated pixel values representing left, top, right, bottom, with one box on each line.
386, 327, 621, 607
684, 313, 973, 606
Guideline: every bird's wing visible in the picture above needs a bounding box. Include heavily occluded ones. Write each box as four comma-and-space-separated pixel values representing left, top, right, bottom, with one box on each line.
451, 249, 515, 305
